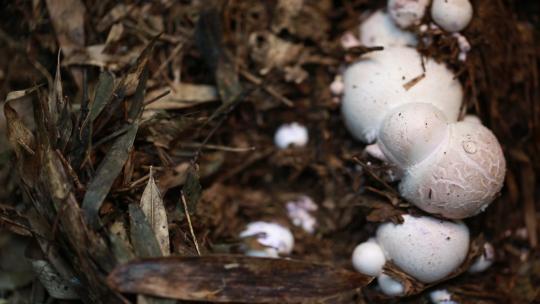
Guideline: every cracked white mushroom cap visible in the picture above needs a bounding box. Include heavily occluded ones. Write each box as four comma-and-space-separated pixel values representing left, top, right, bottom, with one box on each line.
388, 0, 431, 28
351, 238, 387, 276
341, 46, 462, 143
376, 215, 470, 283
398, 118, 506, 219
431, 0, 473, 32
240, 221, 294, 258
359, 10, 417, 48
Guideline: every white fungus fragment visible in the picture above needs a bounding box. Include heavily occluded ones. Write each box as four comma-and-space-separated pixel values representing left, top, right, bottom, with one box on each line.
240, 221, 294, 258
274, 122, 308, 149
351, 239, 386, 276
430, 289, 460, 304
286, 196, 318, 234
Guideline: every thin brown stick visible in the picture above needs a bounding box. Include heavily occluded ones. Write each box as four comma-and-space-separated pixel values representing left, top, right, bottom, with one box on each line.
181, 191, 201, 256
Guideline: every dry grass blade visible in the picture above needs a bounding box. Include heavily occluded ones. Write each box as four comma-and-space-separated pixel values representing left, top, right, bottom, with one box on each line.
107, 255, 372, 303
140, 167, 170, 256
145, 83, 218, 110
4, 103, 35, 158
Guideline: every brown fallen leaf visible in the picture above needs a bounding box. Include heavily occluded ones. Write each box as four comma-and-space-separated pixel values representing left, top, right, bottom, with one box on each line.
145, 83, 218, 110
107, 255, 371, 303
140, 167, 170, 256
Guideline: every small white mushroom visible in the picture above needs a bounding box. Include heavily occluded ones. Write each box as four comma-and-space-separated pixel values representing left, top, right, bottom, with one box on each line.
341, 46, 462, 142
359, 10, 417, 48
377, 273, 405, 296
274, 122, 308, 149
351, 239, 387, 276
431, 0, 473, 32
430, 289, 459, 304
388, 0, 431, 28
286, 196, 318, 234
468, 242, 495, 273
376, 215, 470, 283
239, 221, 294, 258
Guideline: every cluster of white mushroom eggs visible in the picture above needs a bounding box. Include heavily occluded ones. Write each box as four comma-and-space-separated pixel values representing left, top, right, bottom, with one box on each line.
345, 0, 503, 297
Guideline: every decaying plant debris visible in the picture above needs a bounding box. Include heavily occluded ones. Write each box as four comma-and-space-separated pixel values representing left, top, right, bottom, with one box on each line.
0, 0, 538, 303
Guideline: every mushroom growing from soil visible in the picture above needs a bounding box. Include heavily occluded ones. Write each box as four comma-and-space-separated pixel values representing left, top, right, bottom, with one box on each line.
341, 46, 462, 143
431, 0, 473, 32
468, 242, 495, 273
378, 103, 506, 219
352, 215, 470, 296
388, 0, 431, 28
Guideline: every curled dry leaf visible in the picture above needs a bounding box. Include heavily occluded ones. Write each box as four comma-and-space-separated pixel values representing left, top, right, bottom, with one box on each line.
30, 260, 79, 300
140, 168, 170, 256
107, 255, 372, 303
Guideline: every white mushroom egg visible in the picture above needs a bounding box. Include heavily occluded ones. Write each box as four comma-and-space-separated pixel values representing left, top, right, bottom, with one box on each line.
240, 222, 294, 257
341, 46, 462, 143
376, 215, 470, 283
378, 103, 450, 168
399, 121, 506, 219
388, 0, 431, 28
377, 273, 405, 296
351, 239, 387, 276
431, 0, 473, 32
359, 10, 417, 48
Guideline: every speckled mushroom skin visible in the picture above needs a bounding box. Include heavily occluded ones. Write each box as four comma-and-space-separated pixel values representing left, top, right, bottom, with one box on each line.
376, 215, 470, 283
399, 121, 506, 219
341, 47, 462, 143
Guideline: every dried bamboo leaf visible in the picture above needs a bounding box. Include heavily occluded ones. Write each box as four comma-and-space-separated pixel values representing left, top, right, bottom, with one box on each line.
4, 103, 35, 158
128, 204, 163, 258
109, 220, 136, 264
145, 83, 218, 110
45, 0, 86, 56
196, 9, 242, 116
89, 71, 115, 123
82, 124, 138, 228
4, 85, 42, 103
30, 259, 79, 300
140, 168, 170, 256
107, 256, 371, 303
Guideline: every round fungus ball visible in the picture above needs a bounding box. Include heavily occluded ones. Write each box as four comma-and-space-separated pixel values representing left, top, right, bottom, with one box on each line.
388, 0, 430, 28
351, 239, 386, 276
398, 120, 506, 219
430, 289, 459, 304
239, 221, 294, 258
360, 10, 417, 48
376, 215, 470, 283
431, 0, 473, 32
274, 122, 308, 149
341, 46, 462, 143
378, 103, 449, 168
